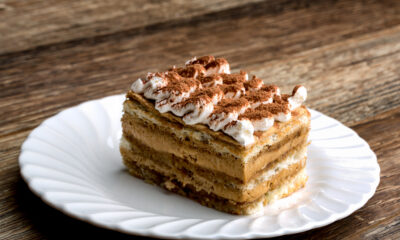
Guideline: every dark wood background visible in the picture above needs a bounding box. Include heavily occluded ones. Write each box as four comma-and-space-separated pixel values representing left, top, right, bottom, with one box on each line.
1, 0, 399, 239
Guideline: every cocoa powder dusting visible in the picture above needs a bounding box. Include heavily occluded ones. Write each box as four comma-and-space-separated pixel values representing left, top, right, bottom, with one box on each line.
273, 94, 290, 104
161, 72, 200, 93
137, 55, 304, 132
256, 102, 289, 114
176, 87, 223, 107
239, 107, 273, 120
220, 72, 247, 84
292, 85, 302, 95
223, 120, 238, 130
219, 83, 244, 94
202, 87, 223, 98
189, 56, 215, 66
177, 64, 205, 78
244, 76, 263, 90
199, 74, 222, 84
261, 84, 279, 94
205, 58, 228, 70
213, 98, 249, 114
244, 90, 271, 103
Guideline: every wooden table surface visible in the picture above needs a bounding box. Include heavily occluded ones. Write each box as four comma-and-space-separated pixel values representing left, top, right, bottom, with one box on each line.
1, 0, 400, 239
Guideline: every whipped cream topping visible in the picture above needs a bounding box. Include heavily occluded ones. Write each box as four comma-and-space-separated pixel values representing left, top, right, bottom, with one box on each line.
130, 56, 307, 146
199, 75, 223, 87
252, 117, 274, 131
223, 120, 255, 146
288, 85, 307, 110
208, 98, 249, 131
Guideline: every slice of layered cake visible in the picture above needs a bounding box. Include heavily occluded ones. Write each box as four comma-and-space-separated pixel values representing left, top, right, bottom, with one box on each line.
120, 56, 310, 215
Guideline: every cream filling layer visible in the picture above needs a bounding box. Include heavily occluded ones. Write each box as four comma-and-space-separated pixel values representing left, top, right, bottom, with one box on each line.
121, 134, 306, 192
242, 168, 308, 215
264, 168, 307, 204
238, 146, 306, 190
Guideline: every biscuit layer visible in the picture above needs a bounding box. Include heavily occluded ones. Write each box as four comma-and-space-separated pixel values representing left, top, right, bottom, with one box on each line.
124, 157, 308, 215
121, 135, 307, 202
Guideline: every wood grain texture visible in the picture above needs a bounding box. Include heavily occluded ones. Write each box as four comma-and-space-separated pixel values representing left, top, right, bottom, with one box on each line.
0, 0, 265, 54
1, 0, 399, 239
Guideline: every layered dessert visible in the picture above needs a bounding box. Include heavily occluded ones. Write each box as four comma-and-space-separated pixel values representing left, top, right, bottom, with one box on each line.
120, 56, 310, 215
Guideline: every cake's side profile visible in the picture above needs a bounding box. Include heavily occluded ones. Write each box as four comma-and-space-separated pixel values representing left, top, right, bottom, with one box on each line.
120, 56, 310, 215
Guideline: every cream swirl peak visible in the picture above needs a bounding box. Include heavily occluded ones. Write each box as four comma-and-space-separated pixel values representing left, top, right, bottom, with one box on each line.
130, 56, 307, 146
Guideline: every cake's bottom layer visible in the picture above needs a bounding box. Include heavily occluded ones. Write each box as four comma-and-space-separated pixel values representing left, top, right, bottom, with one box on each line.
125, 159, 308, 215
121, 135, 307, 203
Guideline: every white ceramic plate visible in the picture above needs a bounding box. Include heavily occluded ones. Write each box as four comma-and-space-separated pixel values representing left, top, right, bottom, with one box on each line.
19, 94, 380, 239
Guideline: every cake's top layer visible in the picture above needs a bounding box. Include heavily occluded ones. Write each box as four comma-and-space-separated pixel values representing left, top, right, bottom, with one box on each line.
130, 56, 307, 146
